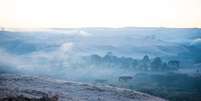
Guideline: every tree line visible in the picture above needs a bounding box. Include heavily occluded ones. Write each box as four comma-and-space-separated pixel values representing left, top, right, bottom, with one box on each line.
83, 52, 180, 71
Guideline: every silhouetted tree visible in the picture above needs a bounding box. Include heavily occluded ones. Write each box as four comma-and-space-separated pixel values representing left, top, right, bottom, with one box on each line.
90, 54, 102, 64
141, 55, 151, 71
168, 60, 180, 70
151, 57, 162, 71
103, 52, 118, 67
162, 62, 168, 71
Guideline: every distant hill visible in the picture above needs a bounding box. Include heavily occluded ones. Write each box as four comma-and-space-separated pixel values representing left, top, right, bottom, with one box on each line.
0, 27, 200, 60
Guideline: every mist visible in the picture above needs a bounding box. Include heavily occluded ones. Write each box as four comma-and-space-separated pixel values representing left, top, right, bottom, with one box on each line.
0, 27, 201, 81
1, 27, 201, 101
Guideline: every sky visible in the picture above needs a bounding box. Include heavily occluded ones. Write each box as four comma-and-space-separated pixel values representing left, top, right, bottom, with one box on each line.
0, 0, 201, 28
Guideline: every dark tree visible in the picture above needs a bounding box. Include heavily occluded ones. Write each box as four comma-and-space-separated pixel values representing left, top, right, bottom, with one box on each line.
168, 60, 180, 70
90, 54, 102, 64
141, 55, 151, 71
151, 57, 162, 71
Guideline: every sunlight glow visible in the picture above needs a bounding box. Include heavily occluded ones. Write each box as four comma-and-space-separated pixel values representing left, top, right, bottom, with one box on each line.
0, 0, 201, 28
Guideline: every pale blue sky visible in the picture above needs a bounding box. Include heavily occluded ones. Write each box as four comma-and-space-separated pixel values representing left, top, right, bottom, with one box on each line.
0, 0, 201, 28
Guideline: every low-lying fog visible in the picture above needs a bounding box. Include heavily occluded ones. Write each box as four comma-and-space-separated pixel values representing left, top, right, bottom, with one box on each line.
1, 27, 201, 101
0, 27, 201, 82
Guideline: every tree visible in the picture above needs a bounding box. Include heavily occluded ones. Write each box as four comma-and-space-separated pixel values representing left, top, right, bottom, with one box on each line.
151, 57, 162, 71
90, 54, 102, 64
103, 52, 117, 67
167, 60, 180, 70
162, 62, 168, 71
141, 55, 151, 71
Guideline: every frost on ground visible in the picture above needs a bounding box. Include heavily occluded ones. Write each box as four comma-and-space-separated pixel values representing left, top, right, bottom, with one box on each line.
0, 74, 167, 101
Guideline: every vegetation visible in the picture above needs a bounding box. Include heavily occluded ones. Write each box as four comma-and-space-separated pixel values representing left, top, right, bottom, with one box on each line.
84, 52, 201, 101
125, 73, 201, 101
0, 95, 58, 101
83, 52, 180, 71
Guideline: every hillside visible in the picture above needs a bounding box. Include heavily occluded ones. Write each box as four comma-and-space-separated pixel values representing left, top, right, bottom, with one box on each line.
0, 74, 166, 101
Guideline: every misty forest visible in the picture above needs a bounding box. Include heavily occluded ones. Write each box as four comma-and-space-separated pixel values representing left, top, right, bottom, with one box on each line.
0, 27, 201, 101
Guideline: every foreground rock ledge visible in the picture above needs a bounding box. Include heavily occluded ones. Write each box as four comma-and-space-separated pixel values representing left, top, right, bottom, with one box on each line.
0, 74, 167, 101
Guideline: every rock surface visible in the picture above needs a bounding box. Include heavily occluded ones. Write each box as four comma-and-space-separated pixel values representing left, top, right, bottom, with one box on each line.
0, 74, 167, 101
